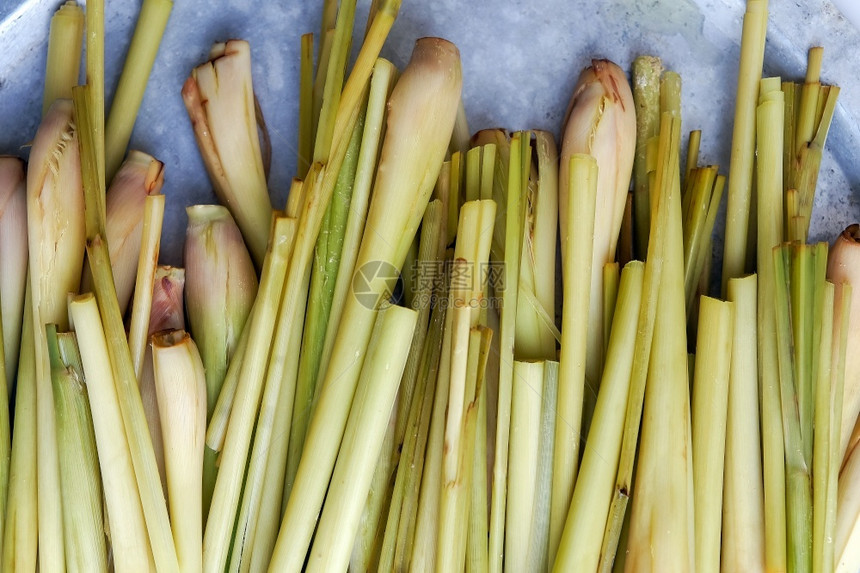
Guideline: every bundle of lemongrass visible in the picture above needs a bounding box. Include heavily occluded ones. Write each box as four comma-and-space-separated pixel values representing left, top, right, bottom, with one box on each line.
2, 0, 860, 571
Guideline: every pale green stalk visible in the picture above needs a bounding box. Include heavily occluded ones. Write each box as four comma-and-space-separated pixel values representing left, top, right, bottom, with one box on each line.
42, 1, 83, 114
2, 288, 37, 572
271, 34, 459, 572
506, 360, 545, 572
128, 194, 164, 380
48, 329, 107, 573
378, 300, 445, 573
74, 86, 179, 572
624, 110, 691, 573
202, 217, 297, 573
722, 0, 769, 292
488, 133, 527, 573
306, 305, 417, 572
553, 261, 644, 572
692, 297, 734, 573
105, 0, 173, 182
70, 294, 155, 571
722, 275, 765, 572
602, 113, 681, 569
756, 77, 788, 573
773, 246, 812, 573
812, 282, 836, 573
86, 0, 105, 200
550, 154, 598, 562
467, 349, 491, 573
603, 262, 620, 354
0, 158, 27, 391
297, 33, 314, 179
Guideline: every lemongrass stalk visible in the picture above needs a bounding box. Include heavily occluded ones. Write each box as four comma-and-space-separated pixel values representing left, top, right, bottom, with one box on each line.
228, 239, 311, 573
292, 90, 367, 454
312, 29, 336, 140
86, 0, 105, 198
516, 132, 557, 361
791, 244, 816, 465
722, 274, 765, 572
836, 438, 860, 572
182, 40, 273, 267
773, 245, 813, 573
42, 1, 83, 114
2, 287, 36, 571
415, 201, 495, 572
139, 265, 185, 496
448, 152, 464, 245
201, 216, 296, 572
47, 328, 107, 572
467, 349, 491, 573
0, 158, 27, 389
312, 58, 395, 388
549, 154, 598, 561
185, 205, 258, 419
297, 33, 314, 178
378, 299, 446, 572
527, 361, 559, 571
624, 111, 690, 573
553, 261, 643, 573
128, 194, 165, 378
692, 174, 726, 300
683, 166, 718, 309
632, 56, 662, 258
70, 294, 155, 571
351, 200, 445, 571
151, 331, 206, 573
271, 36, 460, 572
104, 0, 172, 182
602, 113, 681, 569
722, 0, 769, 292
312, 0, 356, 163
487, 131, 525, 573
686, 129, 702, 180
603, 262, 620, 353
437, 327, 491, 573
28, 99, 87, 572
559, 59, 636, 391
756, 77, 789, 573
691, 297, 734, 573
306, 305, 417, 572
506, 358, 542, 569
660, 70, 682, 119
812, 281, 836, 573
81, 151, 165, 316
74, 86, 179, 572
827, 225, 860, 463
244, 261, 310, 573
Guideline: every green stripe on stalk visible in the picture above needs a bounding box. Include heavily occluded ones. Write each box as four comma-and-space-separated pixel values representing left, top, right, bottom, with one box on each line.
271, 35, 460, 572
48, 328, 108, 572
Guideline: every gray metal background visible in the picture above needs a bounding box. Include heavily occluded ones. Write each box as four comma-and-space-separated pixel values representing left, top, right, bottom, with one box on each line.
1, 0, 858, 272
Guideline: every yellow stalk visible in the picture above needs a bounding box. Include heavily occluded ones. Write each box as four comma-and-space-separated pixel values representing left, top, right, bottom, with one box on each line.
722, 275, 765, 572
104, 0, 173, 182
722, 0, 769, 292
151, 331, 206, 573
692, 297, 734, 573
549, 154, 598, 562
306, 305, 417, 572
70, 294, 155, 571
554, 261, 644, 572
42, 1, 83, 114
0, 158, 27, 390
128, 194, 165, 379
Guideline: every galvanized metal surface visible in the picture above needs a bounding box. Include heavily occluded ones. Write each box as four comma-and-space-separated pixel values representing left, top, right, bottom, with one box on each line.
1, 0, 858, 271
